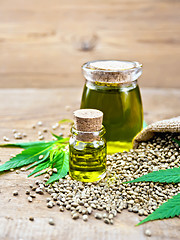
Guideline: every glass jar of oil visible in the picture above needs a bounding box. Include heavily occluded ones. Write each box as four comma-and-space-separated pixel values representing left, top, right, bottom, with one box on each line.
69, 109, 107, 182
80, 60, 143, 154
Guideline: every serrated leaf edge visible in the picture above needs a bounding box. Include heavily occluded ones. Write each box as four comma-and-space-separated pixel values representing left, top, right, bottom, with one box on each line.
137, 193, 180, 225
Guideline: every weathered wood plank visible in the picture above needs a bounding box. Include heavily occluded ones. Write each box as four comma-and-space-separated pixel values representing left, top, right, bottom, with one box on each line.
0, 0, 179, 88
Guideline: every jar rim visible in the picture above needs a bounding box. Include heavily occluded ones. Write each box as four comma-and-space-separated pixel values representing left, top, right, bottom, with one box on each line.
82, 60, 142, 84
82, 60, 142, 73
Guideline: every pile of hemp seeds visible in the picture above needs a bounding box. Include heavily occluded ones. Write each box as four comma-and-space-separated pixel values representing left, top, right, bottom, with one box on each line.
25, 131, 180, 225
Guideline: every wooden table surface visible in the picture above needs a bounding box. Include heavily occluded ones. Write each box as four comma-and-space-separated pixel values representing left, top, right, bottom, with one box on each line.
0, 87, 180, 240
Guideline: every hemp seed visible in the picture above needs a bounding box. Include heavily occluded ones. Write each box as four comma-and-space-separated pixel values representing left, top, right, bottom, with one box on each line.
72, 213, 79, 220
82, 215, 88, 221
29, 216, 34, 221
104, 218, 110, 224
144, 229, 152, 237
48, 218, 55, 225
95, 213, 102, 219
3, 136, 9, 141
38, 135, 44, 140
28, 196, 33, 202
37, 121, 43, 126
39, 155, 44, 160
13, 190, 18, 196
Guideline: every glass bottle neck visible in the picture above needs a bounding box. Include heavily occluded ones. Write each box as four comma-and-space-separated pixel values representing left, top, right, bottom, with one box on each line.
85, 79, 138, 91
71, 125, 106, 142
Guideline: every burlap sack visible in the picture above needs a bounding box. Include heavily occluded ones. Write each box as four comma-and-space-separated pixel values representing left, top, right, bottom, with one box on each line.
133, 116, 180, 149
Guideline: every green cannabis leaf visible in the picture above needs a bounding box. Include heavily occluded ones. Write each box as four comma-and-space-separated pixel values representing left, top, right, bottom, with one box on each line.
124, 168, 180, 184
0, 143, 54, 172
26, 151, 50, 170
28, 160, 51, 177
137, 193, 180, 225
0, 135, 69, 184
59, 119, 73, 124
51, 133, 62, 140
46, 149, 69, 184
0, 141, 56, 149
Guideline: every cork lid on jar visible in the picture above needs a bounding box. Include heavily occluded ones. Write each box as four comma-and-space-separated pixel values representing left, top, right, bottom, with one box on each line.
82, 60, 142, 84
74, 109, 103, 132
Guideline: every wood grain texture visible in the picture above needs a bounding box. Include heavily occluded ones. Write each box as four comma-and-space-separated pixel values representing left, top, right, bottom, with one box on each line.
0, 87, 179, 240
0, 0, 179, 88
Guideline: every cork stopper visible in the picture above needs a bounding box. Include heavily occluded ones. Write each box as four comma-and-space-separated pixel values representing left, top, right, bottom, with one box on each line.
89, 60, 135, 71
74, 109, 103, 132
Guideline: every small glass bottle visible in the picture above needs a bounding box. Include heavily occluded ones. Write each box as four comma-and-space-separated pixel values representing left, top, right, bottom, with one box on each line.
69, 109, 107, 182
80, 60, 143, 154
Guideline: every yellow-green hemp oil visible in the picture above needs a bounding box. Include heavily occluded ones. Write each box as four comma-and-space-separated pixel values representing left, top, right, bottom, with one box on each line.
69, 109, 107, 182
81, 82, 143, 154
69, 139, 106, 182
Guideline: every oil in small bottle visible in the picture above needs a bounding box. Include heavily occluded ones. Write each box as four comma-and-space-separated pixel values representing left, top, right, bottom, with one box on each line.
69, 109, 107, 182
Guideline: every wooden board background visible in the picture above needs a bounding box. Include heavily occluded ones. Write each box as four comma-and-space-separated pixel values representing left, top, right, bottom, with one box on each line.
0, 0, 179, 88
